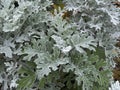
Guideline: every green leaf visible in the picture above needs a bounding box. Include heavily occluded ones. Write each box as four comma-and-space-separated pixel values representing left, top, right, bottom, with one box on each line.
17, 66, 36, 90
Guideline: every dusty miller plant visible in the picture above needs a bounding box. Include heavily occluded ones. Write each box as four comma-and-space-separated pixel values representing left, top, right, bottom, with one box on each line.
0, 0, 120, 90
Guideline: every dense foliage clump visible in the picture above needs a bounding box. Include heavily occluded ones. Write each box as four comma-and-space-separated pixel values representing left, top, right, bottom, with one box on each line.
0, 0, 120, 90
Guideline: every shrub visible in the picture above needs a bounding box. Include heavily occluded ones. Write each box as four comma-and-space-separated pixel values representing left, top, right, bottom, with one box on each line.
0, 0, 120, 90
